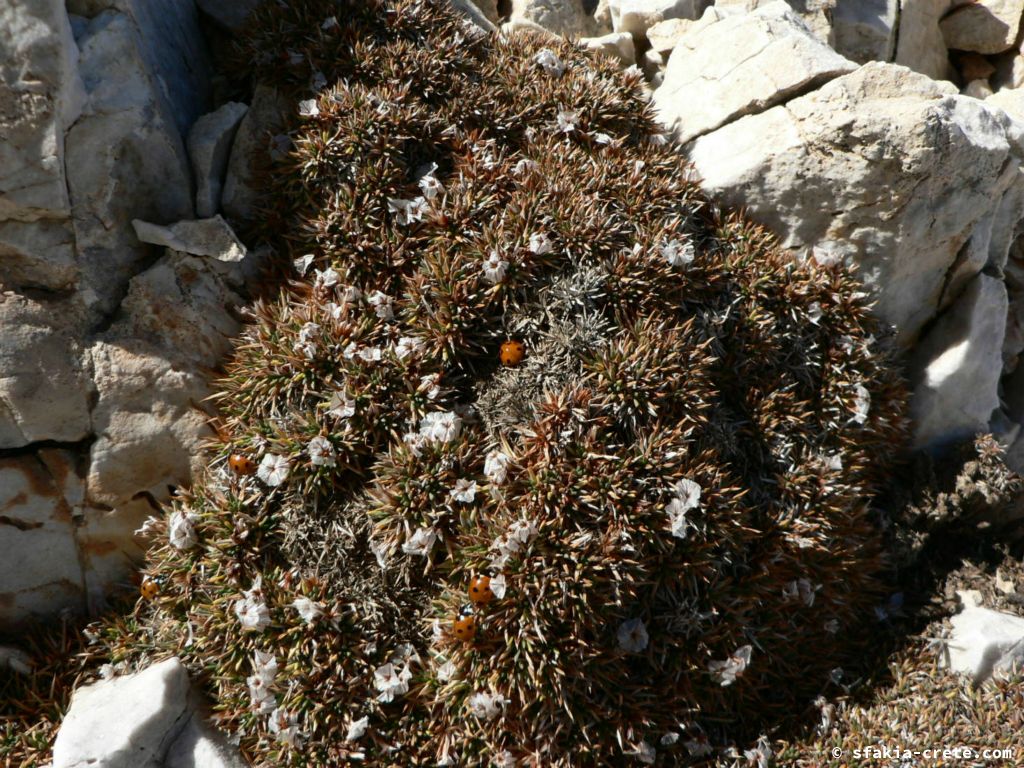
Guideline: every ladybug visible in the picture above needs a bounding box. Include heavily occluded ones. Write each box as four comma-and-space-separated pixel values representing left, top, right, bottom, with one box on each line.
499, 339, 526, 367
140, 576, 162, 600
453, 604, 477, 642
468, 575, 494, 605
228, 453, 257, 476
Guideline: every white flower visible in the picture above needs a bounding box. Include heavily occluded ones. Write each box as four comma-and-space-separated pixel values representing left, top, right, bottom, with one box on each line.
298, 99, 320, 117
321, 15, 338, 29
494, 750, 517, 767
339, 283, 362, 305
556, 109, 579, 134
528, 232, 553, 256
247, 651, 278, 714
489, 573, 507, 599
482, 250, 508, 284
617, 618, 649, 653
592, 131, 613, 145
635, 741, 656, 765
299, 322, 321, 343
99, 663, 116, 680
419, 411, 462, 443
708, 644, 752, 686
293, 254, 315, 275
307, 435, 336, 468
358, 345, 383, 363
314, 267, 340, 290
484, 450, 510, 484
852, 384, 871, 424
808, 301, 823, 325
234, 579, 271, 632
782, 578, 818, 607
419, 373, 441, 400
367, 290, 394, 321
327, 391, 356, 420
513, 158, 538, 175
533, 48, 565, 76
292, 596, 324, 624
436, 659, 457, 681
661, 238, 695, 268
673, 478, 702, 511
346, 715, 369, 742
450, 479, 477, 504
666, 498, 694, 539
293, 339, 317, 359
388, 196, 428, 226
743, 736, 772, 768
374, 662, 413, 702
490, 519, 539, 568
403, 527, 438, 556
134, 515, 160, 537
660, 732, 680, 746
168, 509, 198, 550
403, 431, 427, 457
419, 173, 444, 201
395, 336, 424, 360
268, 707, 303, 747
257, 453, 290, 487
823, 618, 840, 634
467, 690, 507, 720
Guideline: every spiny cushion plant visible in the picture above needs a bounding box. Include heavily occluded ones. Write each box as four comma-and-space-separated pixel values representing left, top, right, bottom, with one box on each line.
86, 0, 908, 765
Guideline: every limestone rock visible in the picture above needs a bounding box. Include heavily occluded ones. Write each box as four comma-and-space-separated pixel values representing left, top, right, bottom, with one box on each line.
964, 78, 995, 99
450, 0, 500, 29
0, 293, 92, 448
940, 0, 1024, 56
910, 274, 1007, 449
222, 85, 289, 222
132, 216, 247, 265
53, 658, 246, 768
687, 63, 1024, 345
0, 451, 86, 626
195, 0, 261, 31
831, 0, 897, 63
642, 48, 665, 80
715, 0, 834, 44
188, 102, 248, 218
610, 0, 710, 39
581, 31, 636, 65
508, 0, 597, 37
594, 0, 614, 32
944, 591, 1024, 683
894, 0, 955, 81
654, 2, 855, 144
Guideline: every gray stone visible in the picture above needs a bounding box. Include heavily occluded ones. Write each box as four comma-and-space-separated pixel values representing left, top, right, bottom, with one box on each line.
944, 590, 1024, 684
654, 2, 855, 144
509, 0, 598, 36
581, 31, 636, 65
222, 85, 289, 222
910, 274, 1007, 449
715, 0, 834, 44
686, 63, 1024, 346
188, 102, 248, 218
940, 0, 1024, 56
450, 0, 500, 30
195, 0, 262, 31
831, 0, 897, 63
894, 0, 955, 80
610, 0, 711, 39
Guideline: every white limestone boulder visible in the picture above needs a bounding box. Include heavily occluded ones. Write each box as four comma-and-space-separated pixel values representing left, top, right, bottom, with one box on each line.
687, 63, 1024, 346
580, 31, 636, 65
654, 2, 855, 144
940, 0, 1024, 55
508, 0, 597, 37
944, 591, 1024, 683
894, 0, 955, 81
832, 0, 898, 63
609, 0, 710, 40
188, 103, 249, 218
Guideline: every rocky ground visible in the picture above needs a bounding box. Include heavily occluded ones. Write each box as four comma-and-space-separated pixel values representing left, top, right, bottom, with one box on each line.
7, 0, 1024, 765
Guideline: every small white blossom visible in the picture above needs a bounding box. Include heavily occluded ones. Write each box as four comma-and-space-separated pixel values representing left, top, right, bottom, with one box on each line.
824, 618, 840, 634
556, 109, 579, 134
450, 478, 477, 504
134, 515, 160, 537
528, 232, 553, 255
490, 519, 538, 568
395, 336, 424, 360
418, 172, 444, 201
781, 578, 818, 607
293, 339, 317, 360
293, 254, 315, 275
168, 509, 198, 550
666, 478, 701, 539
617, 618, 649, 653
298, 99, 319, 117
314, 267, 340, 290
513, 158, 538, 175
358, 345, 383, 363
708, 644, 752, 686
99, 663, 117, 680
467, 691, 507, 720
743, 735, 772, 768
234, 579, 271, 632
592, 131, 613, 144
674, 478, 702, 511
494, 750, 517, 768
247, 650, 278, 714
268, 707, 303, 747
436, 658, 457, 682
367, 290, 394, 321
635, 741, 656, 764
257, 453, 291, 487
808, 302, 823, 325
403, 527, 438, 557
306, 435, 336, 468
852, 384, 871, 424
291, 596, 324, 624
482, 250, 509, 284
388, 196, 428, 226
661, 238, 695, 268
829, 667, 844, 685
374, 662, 413, 702
484, 450, 510, 484
533, 48, 565, 76
403, 431, 427, 457
321, 15, 338, 29
327, 391, 356, 420
419, 373, 441, 400
489, 573, 507, 599
419, 411, 462, 443
346, 715, 369, 742
660, 732, 680, 746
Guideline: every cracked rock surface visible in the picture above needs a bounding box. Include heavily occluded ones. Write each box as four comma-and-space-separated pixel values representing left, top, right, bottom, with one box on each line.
0, 0, 261, 625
